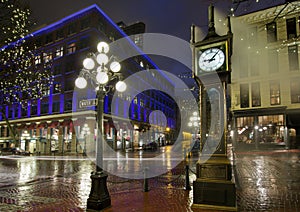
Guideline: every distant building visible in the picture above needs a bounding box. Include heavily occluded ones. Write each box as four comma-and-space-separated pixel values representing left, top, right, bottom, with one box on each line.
0, 4, 177, 154
230, 2, 300, 148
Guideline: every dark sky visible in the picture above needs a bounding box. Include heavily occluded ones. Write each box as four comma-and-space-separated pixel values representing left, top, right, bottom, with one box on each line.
28, 0, 286, 86
29, 0, 233, 42
29, 0, 286, 42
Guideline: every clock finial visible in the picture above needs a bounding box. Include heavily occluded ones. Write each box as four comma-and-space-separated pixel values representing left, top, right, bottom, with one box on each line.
207, 4, 216, 37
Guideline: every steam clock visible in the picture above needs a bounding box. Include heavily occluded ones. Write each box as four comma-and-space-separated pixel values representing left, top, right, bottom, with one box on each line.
191, 5, 237, 211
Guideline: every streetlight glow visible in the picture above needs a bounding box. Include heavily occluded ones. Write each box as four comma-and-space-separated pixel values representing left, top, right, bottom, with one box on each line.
96, 71, 109, 84
96, 53, 109, 65
110, 61, 121, 73
83, 58, 95, 70
75, 77, 87, 89
115, 81, 126, 92
97, 41, 109, 53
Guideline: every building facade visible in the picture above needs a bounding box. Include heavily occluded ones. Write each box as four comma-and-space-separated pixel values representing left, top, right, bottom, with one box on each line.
230, 2, 300, 148
0, 4, 177, 154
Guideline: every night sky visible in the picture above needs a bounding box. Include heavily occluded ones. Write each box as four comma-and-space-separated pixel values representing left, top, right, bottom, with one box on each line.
29, 0, 233, 42
29, 0, 286, 42
28, 0, 287, 84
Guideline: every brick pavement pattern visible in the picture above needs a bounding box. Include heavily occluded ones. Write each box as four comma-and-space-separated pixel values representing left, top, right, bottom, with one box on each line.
0, 149, 299, 211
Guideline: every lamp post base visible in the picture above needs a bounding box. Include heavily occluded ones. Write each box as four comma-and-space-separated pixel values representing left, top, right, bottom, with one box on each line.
87, 171, 111, 210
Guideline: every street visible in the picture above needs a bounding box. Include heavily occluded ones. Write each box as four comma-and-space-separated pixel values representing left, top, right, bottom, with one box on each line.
0, 147, 299, 211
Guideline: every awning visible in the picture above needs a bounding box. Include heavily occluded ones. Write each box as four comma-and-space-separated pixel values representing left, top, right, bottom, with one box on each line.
37, 122, 48, 129
60, 119, 72, 127
73, 118, 86, 126
48, 121, 59, 128
27, 123, 37, 130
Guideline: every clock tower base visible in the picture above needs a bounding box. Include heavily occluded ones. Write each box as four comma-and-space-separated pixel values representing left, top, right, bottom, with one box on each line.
192, 156, 237, 211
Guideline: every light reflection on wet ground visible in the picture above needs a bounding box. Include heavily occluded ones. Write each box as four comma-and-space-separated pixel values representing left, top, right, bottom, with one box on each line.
0, 148, 299, 211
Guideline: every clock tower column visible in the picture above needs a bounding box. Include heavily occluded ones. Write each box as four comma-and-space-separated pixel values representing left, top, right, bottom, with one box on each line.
191, 5, 237, 211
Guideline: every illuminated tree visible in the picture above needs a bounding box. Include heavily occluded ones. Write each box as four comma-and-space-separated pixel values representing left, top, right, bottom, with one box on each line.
0, 0, 53, 145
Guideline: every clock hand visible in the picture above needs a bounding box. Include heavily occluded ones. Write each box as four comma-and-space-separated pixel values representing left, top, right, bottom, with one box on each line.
209, 50, 219, 62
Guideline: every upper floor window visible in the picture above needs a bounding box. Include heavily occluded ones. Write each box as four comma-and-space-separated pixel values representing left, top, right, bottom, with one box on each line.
45, 33, 53, 44
64, 99, 73, 112
78, 37, 89, 49
55, 46, 64, 58
66, 42, 76, 54
248, 26, 257, 46
270, 80, 280, 105
56, 29, 64, 40
53, 83, 61, 94
291, 78, 300, 103
80, 17, 90, 30
288, 45, 299, 71
41, 102, 49, 114
250, 52, 259, 76
268, 49, 279, 73
53, 64, 62, 76
240, 83, 249, 108
251, 82, 261, 107
35, 55, 41, 65
239, 52, 248, 78
266, 22, 277, 43
43, 51, 52, 63
52, 102, 60, 113
286, 17, 297, 39
68, 23, 77, 35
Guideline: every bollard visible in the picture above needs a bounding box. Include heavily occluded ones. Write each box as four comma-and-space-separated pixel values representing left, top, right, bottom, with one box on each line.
185, 164, 191, 190
143, 167, 149, 192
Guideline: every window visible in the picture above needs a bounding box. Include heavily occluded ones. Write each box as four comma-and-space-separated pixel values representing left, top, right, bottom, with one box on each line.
240, 84, 249, 108
80, 17, 90, 30
251, 82, 261, 107
64, 99, 72, 112
53, 83, 61, 94
270, 81, 280, 105
268, 49, 279, 73
45, 33, 53, 44
21, 107, 27, 117
56, 29, 64, 40
290, 78, 300, 103
52, 102, 60, 113
266, 22, 277, 43
64, 75, 75, 91
55, 46, 64, 58
288, 45, 299, 71
35, 55, 41, 65
248, 27, 257, 46
31, 105, 37, 116
41, 102, 49, 114
43, 52, 52, 63
78, 37, 89, 49
286, 17, 297, 39
66, 42, 76, 54
68, 23, 77, 35
239, 52, 248, 78
53, 64, 62, 75
250, 52, 259, 76
65, 61, 75, 73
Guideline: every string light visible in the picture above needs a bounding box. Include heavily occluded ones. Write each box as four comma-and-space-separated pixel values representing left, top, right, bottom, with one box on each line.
0, 0, 53, 108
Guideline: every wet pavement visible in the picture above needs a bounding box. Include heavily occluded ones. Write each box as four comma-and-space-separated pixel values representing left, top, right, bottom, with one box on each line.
0, 147, 299, 211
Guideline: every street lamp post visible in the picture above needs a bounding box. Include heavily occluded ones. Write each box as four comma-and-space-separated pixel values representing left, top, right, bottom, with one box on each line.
75, 41, 126, 210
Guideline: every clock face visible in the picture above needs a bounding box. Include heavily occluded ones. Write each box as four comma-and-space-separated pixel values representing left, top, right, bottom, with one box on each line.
198, 48, 225, 72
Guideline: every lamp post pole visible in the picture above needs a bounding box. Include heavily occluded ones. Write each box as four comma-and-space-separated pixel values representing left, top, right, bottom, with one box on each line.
75, 41, 126, 210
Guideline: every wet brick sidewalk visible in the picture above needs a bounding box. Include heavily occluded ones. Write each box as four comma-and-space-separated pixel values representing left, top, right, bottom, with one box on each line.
0, 149, 299, 211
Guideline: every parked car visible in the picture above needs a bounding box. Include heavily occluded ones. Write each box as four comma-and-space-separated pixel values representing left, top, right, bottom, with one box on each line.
142, 141, 158, 151
0, 147, 30, 156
